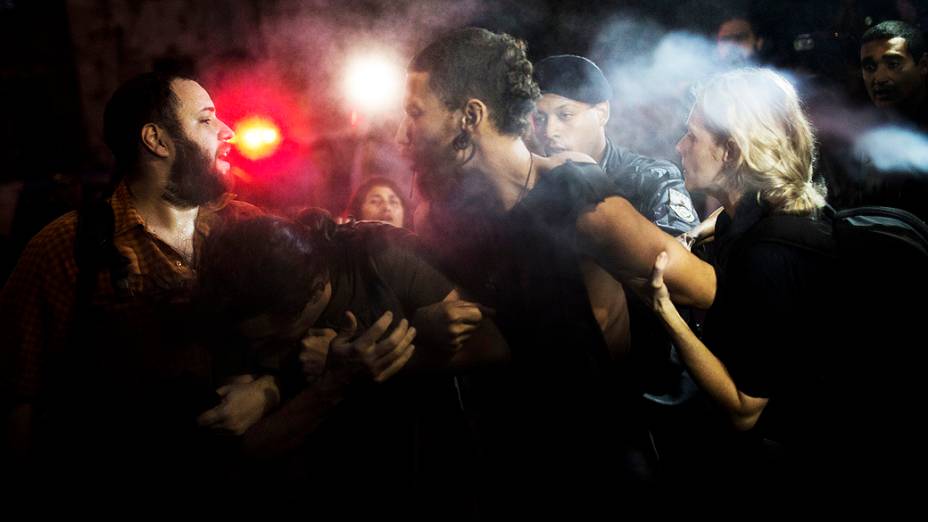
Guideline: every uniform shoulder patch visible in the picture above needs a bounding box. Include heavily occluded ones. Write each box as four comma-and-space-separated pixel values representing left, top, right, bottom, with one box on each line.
668, 188, 696, 223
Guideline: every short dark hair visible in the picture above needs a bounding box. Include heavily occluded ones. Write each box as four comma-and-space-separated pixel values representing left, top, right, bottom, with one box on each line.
862, 20, 926, 61
103, 72, 189, 173
717, 13, 756, 30
410, 27, 540, 136
198, 216, 331, 325
345, 176, 411, 228
534, 55, 613, 104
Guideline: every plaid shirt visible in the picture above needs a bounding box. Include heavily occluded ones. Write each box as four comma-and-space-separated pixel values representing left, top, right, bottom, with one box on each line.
0, 182, 261, 401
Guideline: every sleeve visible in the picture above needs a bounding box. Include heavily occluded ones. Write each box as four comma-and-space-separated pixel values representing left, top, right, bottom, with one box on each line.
368, 227, 455, 315
523, 161, 617, 226
0, 213, 80, 401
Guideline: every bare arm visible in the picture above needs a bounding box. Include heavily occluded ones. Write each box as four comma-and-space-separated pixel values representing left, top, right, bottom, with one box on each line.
239, 369, 350, 459
646, 252, 767, 431
576, 196, 716, 309
677, 206, 724, 250
240, 311, 415, 458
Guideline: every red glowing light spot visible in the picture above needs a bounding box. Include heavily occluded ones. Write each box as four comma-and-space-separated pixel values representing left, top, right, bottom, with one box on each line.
233, 116, 282, 160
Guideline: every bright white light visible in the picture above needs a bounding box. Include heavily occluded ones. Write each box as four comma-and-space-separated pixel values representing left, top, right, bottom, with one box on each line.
344, 54, 404, 114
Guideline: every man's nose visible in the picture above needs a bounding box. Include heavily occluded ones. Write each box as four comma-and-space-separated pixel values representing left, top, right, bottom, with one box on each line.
873, 65, 892, 84
545, 118, 559, 139
218, 118, 234, 141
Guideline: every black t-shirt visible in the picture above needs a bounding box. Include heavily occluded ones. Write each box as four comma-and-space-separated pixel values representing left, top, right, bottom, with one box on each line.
700, 194, 928, 500
318, 222, 453, 329
702, 196, 834, 447
426, 161, 620, 392
420, 161, 648, 507
279, 222, 468, 513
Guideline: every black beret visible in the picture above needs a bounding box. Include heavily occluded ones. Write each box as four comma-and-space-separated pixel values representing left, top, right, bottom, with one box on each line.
534, 55, 612, 104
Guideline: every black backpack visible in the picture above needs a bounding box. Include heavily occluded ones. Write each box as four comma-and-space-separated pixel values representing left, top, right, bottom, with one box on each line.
828, 205, 928, 271
745, 204, 928, 302
741, 204, 928, 473
743, 203, 928, 358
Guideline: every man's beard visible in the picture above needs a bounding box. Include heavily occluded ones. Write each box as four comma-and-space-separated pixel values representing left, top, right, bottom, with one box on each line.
162, 135, 228, 207
410, 139, 462, 202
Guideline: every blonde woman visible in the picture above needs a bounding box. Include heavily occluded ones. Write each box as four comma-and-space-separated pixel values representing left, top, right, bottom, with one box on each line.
645, 68, 834, 492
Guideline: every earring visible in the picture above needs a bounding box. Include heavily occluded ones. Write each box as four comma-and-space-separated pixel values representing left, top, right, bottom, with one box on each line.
452, 130, 471, 151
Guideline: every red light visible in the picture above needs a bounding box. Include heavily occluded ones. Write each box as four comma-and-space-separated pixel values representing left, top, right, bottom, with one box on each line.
233, 116, 282, 160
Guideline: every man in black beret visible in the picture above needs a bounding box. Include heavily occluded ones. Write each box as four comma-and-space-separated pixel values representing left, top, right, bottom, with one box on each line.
534, 55, 711, 480
533, 54, 699, 236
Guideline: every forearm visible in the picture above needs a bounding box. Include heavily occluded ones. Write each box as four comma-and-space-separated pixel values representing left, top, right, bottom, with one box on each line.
692, 207, 724, 240
655, 301, 765, 430
240, 371, 349, 459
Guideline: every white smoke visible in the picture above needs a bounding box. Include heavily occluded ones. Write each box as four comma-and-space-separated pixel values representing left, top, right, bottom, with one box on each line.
855, 126, 928, 174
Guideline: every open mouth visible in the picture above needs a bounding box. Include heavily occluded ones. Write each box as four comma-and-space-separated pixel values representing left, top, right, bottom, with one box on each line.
872, 89, 895, 100
216, 146, 232, 172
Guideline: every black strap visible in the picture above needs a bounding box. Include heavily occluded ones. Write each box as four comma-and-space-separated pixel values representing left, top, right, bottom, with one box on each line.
833, 205, 928, 253
738, 213, 836, 259
74, 199, 132, 308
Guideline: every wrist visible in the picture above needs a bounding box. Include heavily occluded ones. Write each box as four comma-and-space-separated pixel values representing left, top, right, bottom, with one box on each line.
255, 374, 281, 410
654, 296, 680, 320
679, 232, 697, 251
319, 365, 356, 391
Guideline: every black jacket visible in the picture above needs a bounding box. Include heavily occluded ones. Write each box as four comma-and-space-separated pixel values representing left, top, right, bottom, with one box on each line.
600, 137, 699, 235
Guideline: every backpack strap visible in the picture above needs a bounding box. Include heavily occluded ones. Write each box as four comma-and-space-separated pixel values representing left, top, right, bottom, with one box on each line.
74, 199, 132, 307
737, 213, 836, 259
832, 205, 928, 258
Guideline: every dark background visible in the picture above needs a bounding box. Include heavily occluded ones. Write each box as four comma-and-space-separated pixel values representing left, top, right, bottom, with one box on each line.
1, 0, 924, 279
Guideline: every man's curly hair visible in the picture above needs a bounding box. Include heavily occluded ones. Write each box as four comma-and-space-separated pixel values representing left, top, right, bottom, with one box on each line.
410, 27, 540, 136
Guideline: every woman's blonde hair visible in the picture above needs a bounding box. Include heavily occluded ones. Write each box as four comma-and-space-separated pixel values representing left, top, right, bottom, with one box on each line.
696, 68, 825, 214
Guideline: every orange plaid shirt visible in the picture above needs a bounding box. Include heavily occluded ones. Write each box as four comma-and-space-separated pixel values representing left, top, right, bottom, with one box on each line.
0, 182, 261, 401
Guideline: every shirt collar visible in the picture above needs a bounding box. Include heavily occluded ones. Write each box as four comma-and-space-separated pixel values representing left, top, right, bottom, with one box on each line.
715, 191, 769, 245
110, 181, 239, 238
195, 191, 237, 237
110, 182, 145, 236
